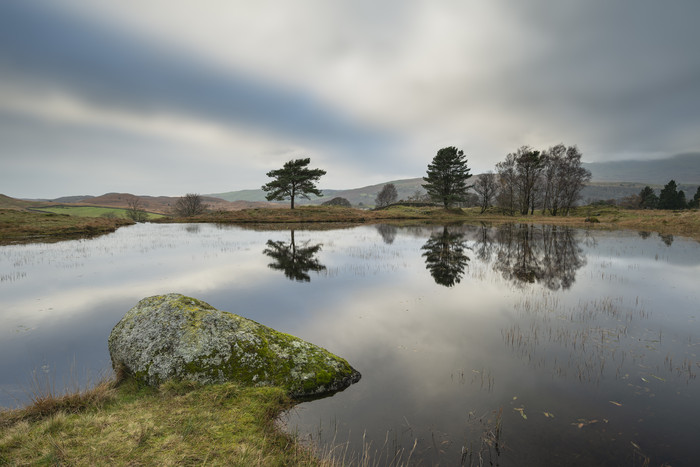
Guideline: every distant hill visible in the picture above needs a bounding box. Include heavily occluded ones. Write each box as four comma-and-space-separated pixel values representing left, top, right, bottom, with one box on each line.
2, 193, 279, 214
209, 178, 426, 207
72, 193, 280, 214
0, 194, 45, 210
52, 195, 95, 203
584, 153, 700, 184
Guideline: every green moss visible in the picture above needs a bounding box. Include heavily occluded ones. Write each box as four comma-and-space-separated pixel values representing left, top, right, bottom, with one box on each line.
110, 294, 359, 398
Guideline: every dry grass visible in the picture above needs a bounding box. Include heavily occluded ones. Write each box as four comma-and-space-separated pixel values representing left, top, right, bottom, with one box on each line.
0, 209, 133, 245
0, 376, 326, 466
162, 205, 700, 242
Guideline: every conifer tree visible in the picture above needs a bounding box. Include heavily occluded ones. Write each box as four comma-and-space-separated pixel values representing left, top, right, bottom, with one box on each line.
638, 186, 658, 209
422, 147, 472, 208
658, 180, 680, 209
262, 158, 326, 209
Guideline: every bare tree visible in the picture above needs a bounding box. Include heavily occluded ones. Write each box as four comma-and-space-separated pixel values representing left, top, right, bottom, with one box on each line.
174, 193, 208, 217
558, 146, 591, 215
473, 172, 498, 213
408, 189, 431, 203
496, 156, 517, 215
497, 143, 590, 216
511, 146, 544, 215
126, 196, 148, 222
375, 183, 398, 208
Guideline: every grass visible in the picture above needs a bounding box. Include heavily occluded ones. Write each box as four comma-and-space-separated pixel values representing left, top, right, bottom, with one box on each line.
0, 209, 134, 245
3, 204, 699, 246
31, 205, 165, 220
0, 375, 324, 466
162, 204, 700, 242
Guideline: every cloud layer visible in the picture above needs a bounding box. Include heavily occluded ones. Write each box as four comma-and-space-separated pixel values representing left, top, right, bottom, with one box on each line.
1, 0, 699, 197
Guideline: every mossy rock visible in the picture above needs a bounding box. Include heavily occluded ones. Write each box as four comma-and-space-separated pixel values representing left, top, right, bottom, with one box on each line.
108, 294, 360, 398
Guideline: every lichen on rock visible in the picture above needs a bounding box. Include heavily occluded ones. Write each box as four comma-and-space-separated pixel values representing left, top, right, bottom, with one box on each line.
108, 294, 360, 397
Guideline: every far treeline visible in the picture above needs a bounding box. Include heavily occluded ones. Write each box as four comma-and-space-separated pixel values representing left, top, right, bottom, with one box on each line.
166, 146, 698, 217
632, 180, 700, 210
258, 144, 595, 216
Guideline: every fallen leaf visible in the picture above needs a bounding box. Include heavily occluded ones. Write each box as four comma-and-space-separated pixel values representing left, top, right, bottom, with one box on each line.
543, 412, 555, 418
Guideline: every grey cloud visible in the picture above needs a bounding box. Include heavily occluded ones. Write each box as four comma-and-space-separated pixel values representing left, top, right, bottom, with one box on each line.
0, 2, 394, 155
494, 1, 700, 154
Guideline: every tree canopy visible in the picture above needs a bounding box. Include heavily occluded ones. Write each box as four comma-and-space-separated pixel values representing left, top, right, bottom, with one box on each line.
261, 158, 326, 209
422, 147, 472, 208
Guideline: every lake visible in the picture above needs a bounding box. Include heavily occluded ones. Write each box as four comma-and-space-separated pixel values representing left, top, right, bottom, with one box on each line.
1, 223, 699, 465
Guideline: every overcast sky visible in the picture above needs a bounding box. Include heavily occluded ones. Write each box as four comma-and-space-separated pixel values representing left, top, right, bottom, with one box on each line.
1, 1, 699, 198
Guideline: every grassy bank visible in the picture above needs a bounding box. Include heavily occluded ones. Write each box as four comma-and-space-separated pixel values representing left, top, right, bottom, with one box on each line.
162, 204, 700, 242
0, 209, 134, 245
0, 376, 322, 466
3, 205, 699, 244
30, 205, 165, 220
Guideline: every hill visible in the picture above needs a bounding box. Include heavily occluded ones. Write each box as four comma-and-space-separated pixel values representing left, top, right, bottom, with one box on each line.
0, 194, 47, 210
72, 193, 280, 214
584, 153, 700, 184
209, 178, 426, 207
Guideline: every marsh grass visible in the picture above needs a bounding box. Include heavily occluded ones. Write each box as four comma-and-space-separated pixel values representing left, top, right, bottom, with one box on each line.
160, 205, 700, 242
0, 209, 133, 245
0, 374, 325, 466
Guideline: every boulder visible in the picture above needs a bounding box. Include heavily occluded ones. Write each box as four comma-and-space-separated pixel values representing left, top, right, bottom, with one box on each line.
108, 294, 360, 398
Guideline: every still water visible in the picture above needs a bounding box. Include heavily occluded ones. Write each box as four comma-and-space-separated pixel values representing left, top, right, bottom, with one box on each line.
1, 223, 699, 465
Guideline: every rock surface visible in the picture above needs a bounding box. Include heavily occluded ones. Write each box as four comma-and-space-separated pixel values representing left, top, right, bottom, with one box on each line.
108, 294, 360, 397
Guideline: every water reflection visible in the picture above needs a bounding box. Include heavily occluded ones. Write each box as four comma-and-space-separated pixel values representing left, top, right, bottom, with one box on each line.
659, 232, 674, 246
421, 226, 470, 287
375, 224, 397, 244
262, 230, 326, 282
484, 224, 585, 290
3, 223, 700, 466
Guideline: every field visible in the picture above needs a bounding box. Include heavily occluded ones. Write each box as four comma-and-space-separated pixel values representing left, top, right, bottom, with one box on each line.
0, 209, 134, 245
31, 205, 165, 220
160, 204, 700, 242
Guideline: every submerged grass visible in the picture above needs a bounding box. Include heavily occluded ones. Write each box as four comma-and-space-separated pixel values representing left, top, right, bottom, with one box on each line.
0, 375, 325, 466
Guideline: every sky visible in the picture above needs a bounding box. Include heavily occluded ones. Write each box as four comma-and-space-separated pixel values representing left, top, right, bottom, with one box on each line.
1, 1, 699, 198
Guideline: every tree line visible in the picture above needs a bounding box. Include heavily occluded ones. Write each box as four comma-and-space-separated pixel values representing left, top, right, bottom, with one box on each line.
160, 145, 696, 217
637, 181, 700, 210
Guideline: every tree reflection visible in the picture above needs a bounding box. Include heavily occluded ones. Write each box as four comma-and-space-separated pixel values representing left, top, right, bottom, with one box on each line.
376, 224, 398, 244
263, 230, 326, 282
658, 233, 674, 246
421, 227, 470, 287
485, 224, 585, 290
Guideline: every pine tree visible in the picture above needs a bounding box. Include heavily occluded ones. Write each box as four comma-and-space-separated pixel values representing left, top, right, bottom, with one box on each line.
262, 158, 326, 209
690, 186, 700, 209
658, 180, 679, 210
638, 186, 658, 209
422, 147, 473, 208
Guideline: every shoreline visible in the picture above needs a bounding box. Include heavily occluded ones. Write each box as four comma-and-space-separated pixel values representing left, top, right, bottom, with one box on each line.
3, 205, 699, 245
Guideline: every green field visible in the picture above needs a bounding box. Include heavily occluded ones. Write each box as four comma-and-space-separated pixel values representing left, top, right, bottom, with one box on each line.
32, 205, 165, 220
